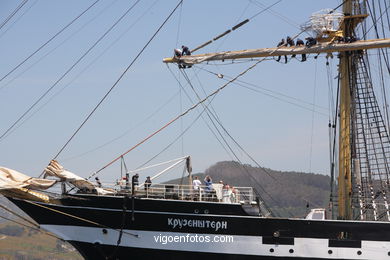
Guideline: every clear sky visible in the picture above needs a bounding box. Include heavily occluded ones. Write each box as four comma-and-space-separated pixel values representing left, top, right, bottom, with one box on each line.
0, 0, 351, 183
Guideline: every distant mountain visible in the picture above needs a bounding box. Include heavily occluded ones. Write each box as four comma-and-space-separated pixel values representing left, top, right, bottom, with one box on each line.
167, 161, 331, 218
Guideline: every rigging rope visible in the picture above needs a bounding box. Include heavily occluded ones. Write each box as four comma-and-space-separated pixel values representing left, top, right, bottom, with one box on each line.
196, 66, 329, 116
183, 66, 320, 216
135, 90, 210, 170
91, 43, 273, 179
0, 0, 29, 31
0, 0, 38, 40
177, 69, 233, 158
249, 0, 300, 29
185, 70, 325, 215
0, 0, 141, 144
0, 212, 62, 241
25, 200, 139, 238
180, 70, 237, 160
0, 0, 117, 92
326, 59, 337, 217
0, 0, 101, 84
62, 90, 181, 163
363, 3, 390, 44
248, 0, 282, 20
174, 2, 185, 157
181, 69, 251, 168
366, 1, 390, 74
180, 69, 284, 216
1, 0, 159, 141
190, 0, 282, 54
53, 0, 184, 160
181, 28, 329, 213
308, 59, 318, 174
89, 31, 309, 215
133, 65, 217, 171
367, 0, 390, 131
0, 203, 38, 228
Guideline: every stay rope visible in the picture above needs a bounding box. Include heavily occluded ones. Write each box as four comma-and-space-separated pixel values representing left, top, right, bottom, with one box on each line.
25, 200, 139, 238
53, 0, 184, 160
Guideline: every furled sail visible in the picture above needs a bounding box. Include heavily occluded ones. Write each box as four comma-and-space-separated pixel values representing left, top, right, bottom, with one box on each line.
163, 39, 390, 65
44, 160, 95, 190
0, 167, 56, 202
0, 167, 56, 190
0, 160, 114, 196
44, 160, 114, 195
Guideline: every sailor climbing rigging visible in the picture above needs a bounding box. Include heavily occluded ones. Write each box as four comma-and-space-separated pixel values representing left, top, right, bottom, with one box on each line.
174, 48, 182, 58
182, 45, 191, 56
286, 36, 296, 58
296, 38, 306, 62
174, 45, 192, 69
276, 38, 287, 63
305, 37, 317, 47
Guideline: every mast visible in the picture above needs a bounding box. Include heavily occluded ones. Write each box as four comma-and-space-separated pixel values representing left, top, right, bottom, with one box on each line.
337, 0, 390, 221
337, 0, 355, 220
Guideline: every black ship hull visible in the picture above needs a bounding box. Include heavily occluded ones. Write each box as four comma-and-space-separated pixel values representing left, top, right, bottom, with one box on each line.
8, 195, 390, 260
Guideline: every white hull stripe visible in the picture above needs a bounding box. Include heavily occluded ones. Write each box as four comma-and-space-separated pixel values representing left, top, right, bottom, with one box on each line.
41, 224, 390, 260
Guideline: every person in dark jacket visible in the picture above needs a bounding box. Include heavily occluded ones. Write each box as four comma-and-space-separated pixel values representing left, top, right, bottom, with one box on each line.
182, 45, 191, 56
144, 176, 152, 191
286, 36, 296, 58
132, 173, 139, 194
95, 177, 102, 188
276, 38, 287, 63
305, 37, 317, 47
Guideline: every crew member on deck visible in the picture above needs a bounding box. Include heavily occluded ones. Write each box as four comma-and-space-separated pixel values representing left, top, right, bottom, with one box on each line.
95, 177, 102, 188
132, 173, 139, 194
193, 176, 201, 191
296, 38, 306, 62
144, 176, 152, 191
204, 175, 213, 192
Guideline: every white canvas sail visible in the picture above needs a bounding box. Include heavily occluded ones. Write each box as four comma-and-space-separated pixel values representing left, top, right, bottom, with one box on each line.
0, 167, 56, 190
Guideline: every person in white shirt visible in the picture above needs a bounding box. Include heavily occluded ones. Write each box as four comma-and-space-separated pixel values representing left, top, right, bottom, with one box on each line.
192, 176, 201, 190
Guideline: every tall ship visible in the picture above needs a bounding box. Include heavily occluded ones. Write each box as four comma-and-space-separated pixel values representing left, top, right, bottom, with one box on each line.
1, 0, 390, 259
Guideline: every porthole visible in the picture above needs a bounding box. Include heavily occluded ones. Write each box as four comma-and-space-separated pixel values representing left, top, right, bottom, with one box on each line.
328, 250, 333, 254
289, 249, 294, 254
194, 209, 199, 213
102, 229, 108, 234
269, 248, 274, 253
357, 250, 362, 255
204, 209, 209, 214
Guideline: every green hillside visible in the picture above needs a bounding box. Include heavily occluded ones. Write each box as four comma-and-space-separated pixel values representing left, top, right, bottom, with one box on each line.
0, 222, 82, 260
169, 161, 331, 218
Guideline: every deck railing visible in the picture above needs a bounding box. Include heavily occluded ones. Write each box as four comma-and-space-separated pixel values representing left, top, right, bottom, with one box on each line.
109, 182, 256, 204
